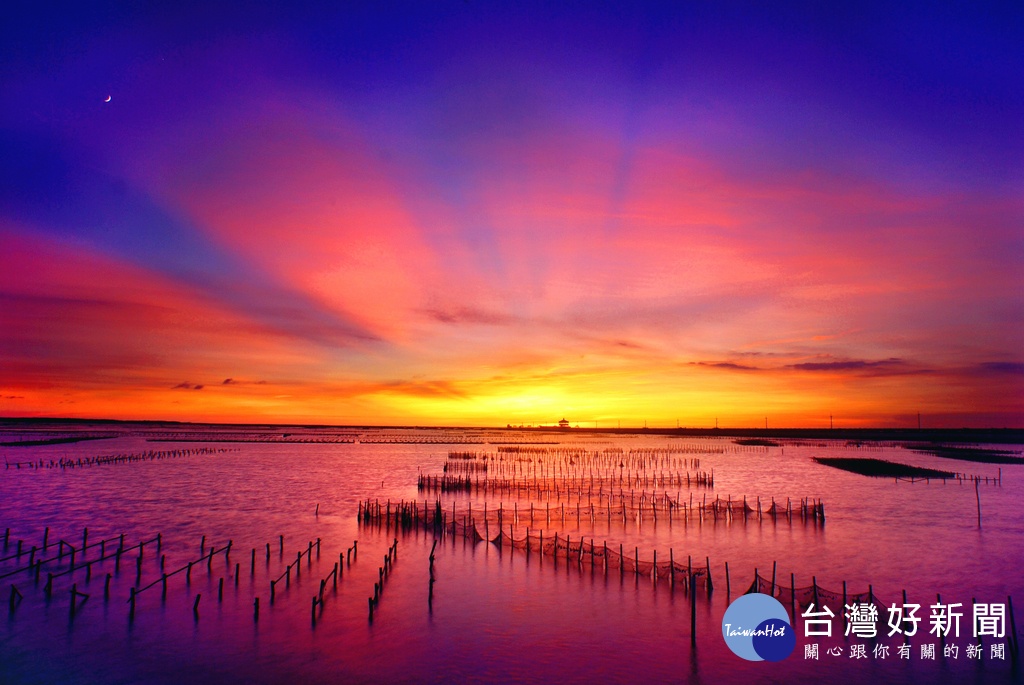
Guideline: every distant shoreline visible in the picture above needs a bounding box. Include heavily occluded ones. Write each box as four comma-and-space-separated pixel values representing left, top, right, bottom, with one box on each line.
1, 416, 1022, 444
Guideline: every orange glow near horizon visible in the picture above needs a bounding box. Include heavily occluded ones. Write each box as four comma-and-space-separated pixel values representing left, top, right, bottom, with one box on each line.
2, 17, 1021, 429
2, 152, 1022, 429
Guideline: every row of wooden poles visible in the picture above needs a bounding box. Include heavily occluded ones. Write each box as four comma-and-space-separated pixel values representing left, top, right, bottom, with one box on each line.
269, 537, 321, 602
0, 435, 117, 447
442, 461, 491, 474
418, 471, 714, 493
895, 469, 1003, 486
309, 540, 359, 624
429, 471, 709, 489
362, 502, 1020, 655
451, 448, 708, 468
4, 528, 161, 618
364, 504, 712, 644
749, 563, 886, 617
131, 539, 234, 620
2, 527, 349, 624
357, 438, 486, 444
384, 493, 825, 528
273, 539, 357, 603
442, 457, 706, 476
444, 449, 717, 484
436, 463, 711, 487
747, 568, 1020, 660
3, 447, 229, 470
359, 499, 716, 592
2, 526, 159, 584
491, 445, 722, 457
367, 538, 398, 622
147, 436, 356, 444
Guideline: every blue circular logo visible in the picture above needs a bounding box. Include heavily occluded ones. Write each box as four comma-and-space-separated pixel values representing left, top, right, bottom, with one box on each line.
722, 593, 795, 661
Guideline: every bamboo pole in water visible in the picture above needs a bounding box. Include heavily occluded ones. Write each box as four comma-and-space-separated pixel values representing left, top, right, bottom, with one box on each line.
975, 477, 982, 528
690, 574, 697, 647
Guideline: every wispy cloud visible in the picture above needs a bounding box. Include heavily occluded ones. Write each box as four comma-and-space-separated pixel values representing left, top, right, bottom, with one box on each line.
421, 307, 517, 326
788, 359, 905, 372
0, 131, 381, 349
691, 361, 761, 371
975, 362, 1024, 376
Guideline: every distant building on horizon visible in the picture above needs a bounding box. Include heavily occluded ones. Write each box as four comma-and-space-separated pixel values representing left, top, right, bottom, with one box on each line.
558, 418, 570, 428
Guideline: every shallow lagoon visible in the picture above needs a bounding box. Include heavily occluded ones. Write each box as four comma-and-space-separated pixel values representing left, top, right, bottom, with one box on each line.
1, 424, 1021, 684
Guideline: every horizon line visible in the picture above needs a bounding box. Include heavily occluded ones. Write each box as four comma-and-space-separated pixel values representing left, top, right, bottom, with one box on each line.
1, 416, 1022, 436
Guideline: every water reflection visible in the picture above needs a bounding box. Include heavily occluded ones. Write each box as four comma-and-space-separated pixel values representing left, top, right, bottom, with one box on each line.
0, 425, 1020, 683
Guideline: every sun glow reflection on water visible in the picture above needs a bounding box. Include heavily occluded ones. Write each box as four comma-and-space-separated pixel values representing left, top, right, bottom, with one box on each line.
0, 426, 1021, 684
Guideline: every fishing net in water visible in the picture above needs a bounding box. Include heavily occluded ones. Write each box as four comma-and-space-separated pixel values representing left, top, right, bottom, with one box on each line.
418, 472, 714, 493
746, 570, 885, 613
359, 499, 712, 586
369, 495, 824, 528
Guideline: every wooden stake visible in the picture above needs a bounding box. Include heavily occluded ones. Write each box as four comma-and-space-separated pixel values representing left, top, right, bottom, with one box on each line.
690, 574, 697, 647
975, 477, 982, 528
9, 584, 23, 611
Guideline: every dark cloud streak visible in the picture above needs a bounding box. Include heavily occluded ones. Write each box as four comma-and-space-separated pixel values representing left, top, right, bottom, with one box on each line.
691, 361, 760, 371
976, 362, 1024, 376
789, 359, 904, 372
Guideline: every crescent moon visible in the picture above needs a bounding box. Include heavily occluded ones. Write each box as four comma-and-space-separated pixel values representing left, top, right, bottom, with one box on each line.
104, 95, 111, 103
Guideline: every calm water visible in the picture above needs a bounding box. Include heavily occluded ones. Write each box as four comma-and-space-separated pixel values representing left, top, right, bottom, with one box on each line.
1, 424, 1021, 684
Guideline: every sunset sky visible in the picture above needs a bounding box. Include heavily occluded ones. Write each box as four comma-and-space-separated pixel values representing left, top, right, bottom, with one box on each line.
2, 2, 1022, 427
